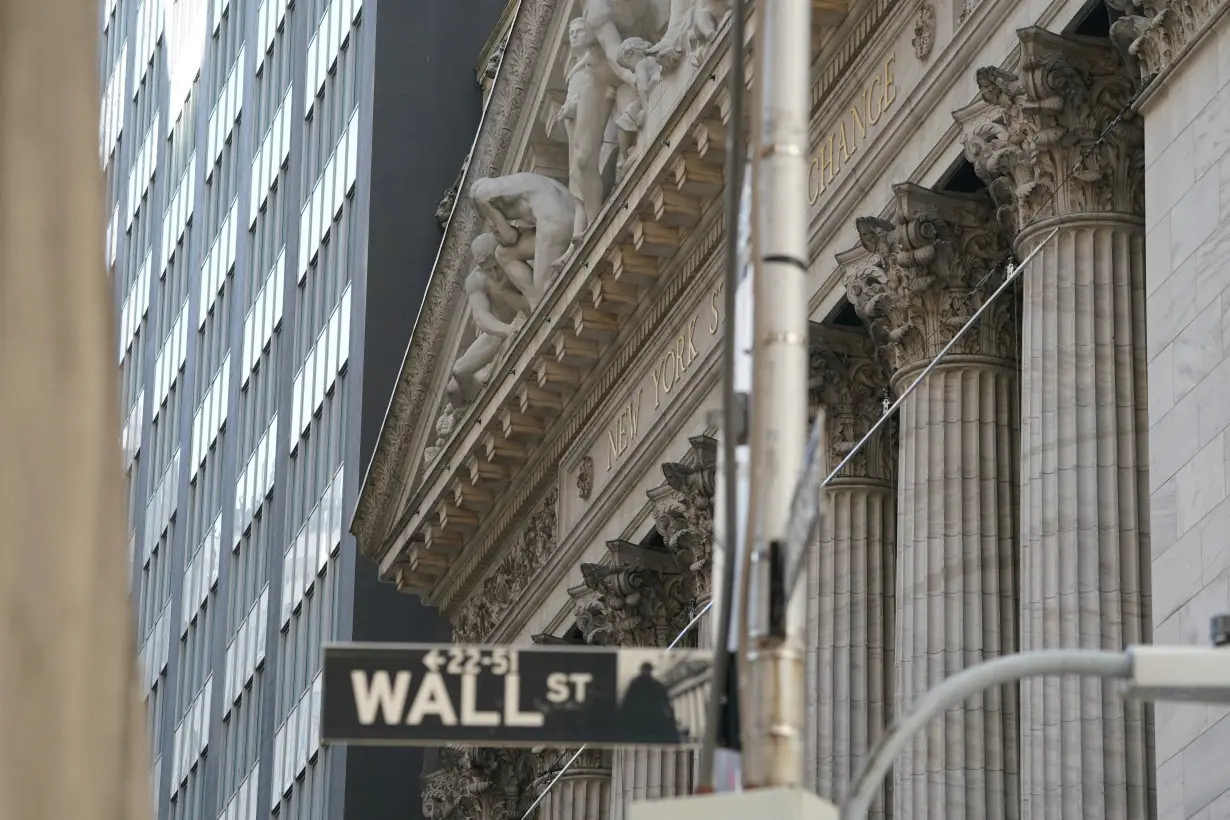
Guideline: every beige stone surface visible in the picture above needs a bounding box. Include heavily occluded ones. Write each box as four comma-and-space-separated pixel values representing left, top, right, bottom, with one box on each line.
0, 1, 153, 819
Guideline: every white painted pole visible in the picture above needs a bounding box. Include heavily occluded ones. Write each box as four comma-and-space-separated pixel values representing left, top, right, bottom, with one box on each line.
741, 0, 812, 790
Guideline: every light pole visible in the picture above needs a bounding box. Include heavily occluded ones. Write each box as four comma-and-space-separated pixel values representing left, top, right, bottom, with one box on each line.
840, 616, 1230, 820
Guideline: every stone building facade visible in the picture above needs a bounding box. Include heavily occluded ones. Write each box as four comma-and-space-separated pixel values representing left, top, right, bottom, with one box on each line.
350, 0, 1230, 817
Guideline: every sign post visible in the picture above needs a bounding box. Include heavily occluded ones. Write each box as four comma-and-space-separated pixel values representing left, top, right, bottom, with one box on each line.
322, 643, 713, 749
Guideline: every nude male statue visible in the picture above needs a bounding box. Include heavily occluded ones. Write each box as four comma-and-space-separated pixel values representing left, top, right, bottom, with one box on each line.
447, 233, 532, 406
557, 17, 621, 241
470, 173, 575, 308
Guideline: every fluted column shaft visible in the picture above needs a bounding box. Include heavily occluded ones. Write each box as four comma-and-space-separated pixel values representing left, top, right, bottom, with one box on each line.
539, 765, 613, 820
848, 182, 1021, 820
1015, 217, 1152, 819
893, 360, 1020, 820
809, 478, 896, 817
609, 749, 692, 820
962, 28, 1155, 819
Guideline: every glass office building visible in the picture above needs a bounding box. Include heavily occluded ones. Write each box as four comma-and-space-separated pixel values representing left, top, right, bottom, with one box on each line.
100, 0, 507, 817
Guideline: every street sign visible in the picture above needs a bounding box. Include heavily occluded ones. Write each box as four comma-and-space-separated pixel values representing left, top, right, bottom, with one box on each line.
321, 643, 712, 748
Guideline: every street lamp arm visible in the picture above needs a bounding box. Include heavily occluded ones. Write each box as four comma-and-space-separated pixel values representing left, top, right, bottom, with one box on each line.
840, 650, 1133, 820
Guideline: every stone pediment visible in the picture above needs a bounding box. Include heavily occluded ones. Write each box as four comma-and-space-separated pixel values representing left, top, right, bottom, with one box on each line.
352, 0, 755, 591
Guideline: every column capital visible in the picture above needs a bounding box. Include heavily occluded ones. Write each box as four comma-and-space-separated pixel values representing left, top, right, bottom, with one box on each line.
648, 435, 717, 602
575, 542, 695, 647
808, 325, 896, 482
963, 27, 1144, 228
844, 183, 1014, 372
422, 746, 540, 820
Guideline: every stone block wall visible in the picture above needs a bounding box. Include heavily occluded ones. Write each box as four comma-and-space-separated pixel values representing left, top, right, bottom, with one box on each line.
1143, 10, 1230, 819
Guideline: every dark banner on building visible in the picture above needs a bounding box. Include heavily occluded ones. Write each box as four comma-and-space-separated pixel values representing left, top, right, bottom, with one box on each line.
321, 643, 712, 748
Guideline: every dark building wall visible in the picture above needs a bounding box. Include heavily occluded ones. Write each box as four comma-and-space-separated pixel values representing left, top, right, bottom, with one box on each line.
345, 1, 507, 818
359, 0, 506, 469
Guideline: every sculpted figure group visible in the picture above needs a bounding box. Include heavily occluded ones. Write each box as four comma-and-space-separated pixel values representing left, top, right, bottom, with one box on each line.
425, 0, 733, 465
558, 0, 731, 240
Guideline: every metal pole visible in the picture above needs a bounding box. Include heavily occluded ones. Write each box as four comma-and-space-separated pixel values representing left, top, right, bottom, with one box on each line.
698, 0, 749, 793
742, 0, 812, 789
840, 651, 1133, 820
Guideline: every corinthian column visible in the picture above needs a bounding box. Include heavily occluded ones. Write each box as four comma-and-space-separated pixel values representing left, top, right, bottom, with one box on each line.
846, 183, 1019, 820
575, 535, 698, 820
806, 325, 896, 818
964, 29, 1154, 820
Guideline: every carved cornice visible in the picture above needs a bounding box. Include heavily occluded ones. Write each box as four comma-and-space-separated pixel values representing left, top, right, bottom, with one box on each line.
808, 325, 894, 481
453, 485, 559, 643
422, 746, 539, 820
845, 183, 1013, 373
352, 0, 560, 560
963, 28, 1143, 231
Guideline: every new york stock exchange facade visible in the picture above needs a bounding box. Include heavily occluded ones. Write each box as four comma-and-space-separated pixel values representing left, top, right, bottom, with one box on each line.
351, 0, 1230, 817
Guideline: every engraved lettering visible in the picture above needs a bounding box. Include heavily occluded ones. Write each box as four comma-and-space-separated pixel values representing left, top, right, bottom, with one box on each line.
604, 389, 644, 471
867, 75, 883, 125
837, 121, 854, 163
883, 55, 897, 107
810, 57, 899, 206
662, 350, 678, 392
850, 105, 867, 139
709, 282, 723, 333
686, 315, 700, 360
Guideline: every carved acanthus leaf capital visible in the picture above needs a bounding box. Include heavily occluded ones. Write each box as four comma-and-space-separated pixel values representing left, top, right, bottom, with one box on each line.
422, 746, 539, 820
845, 183, 1014, 372
650, 435, 717, 601
808, 326, 894, 481
575, 551, 694, 648
965, 28, 1144, 228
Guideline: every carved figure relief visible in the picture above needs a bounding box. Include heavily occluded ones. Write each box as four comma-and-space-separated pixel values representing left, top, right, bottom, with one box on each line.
552, 0, 728, 246
422, 746, 539, 820
453, 486, 559, 642
845, 183, 1013, 373
965, 29, 1143, 229
557, 18, 621, 241
470, 173, 576, 310
447, 233, 531, 408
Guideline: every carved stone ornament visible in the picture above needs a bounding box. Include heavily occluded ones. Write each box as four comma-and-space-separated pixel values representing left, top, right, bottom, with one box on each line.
809, 325, 895, 482
650, 434, 717, 600
965, 28, 1144, 231
452, 486, 558, 642
436, 154, 471, 228
912, 2, 936, 62
422, 746, 539, 820
575, 543, 696, 647
845, 183, 1014, 373
425, 172, 577, 464
354, 0, 558, 553
1110, 0, 1228, 85
574, 436, 716, 646
577, 455, 594, 500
